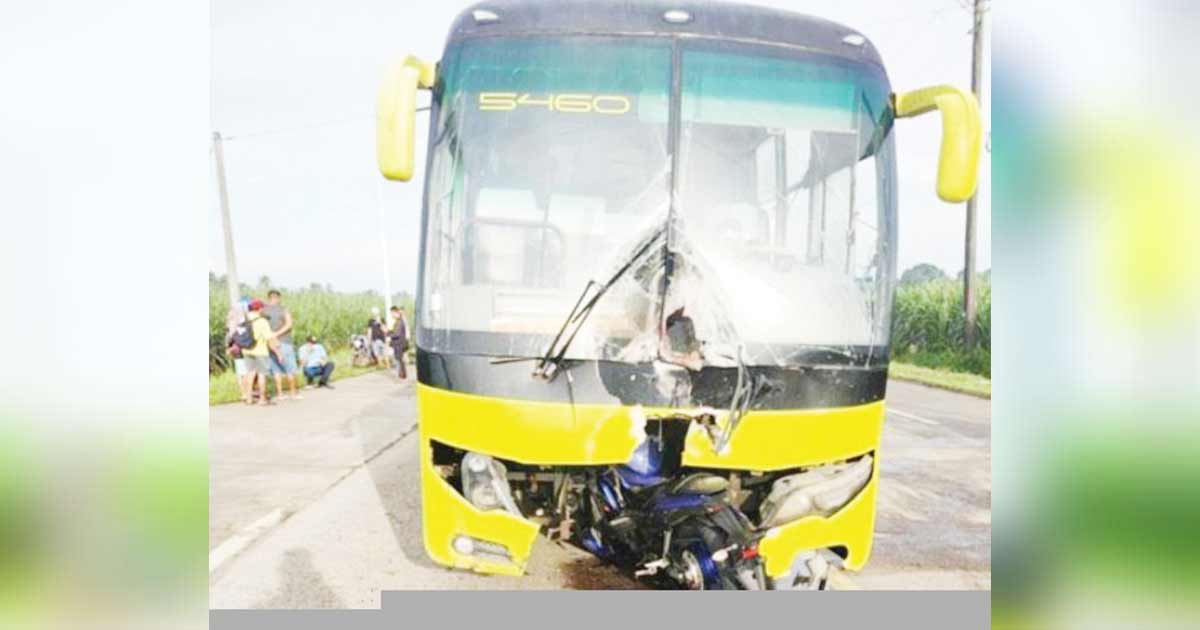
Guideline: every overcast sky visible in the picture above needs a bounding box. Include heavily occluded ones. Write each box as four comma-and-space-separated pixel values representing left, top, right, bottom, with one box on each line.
210, 0, 990, 293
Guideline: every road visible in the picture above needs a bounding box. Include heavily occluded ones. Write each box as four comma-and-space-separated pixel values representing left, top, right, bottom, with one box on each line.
209, 370, 989, 607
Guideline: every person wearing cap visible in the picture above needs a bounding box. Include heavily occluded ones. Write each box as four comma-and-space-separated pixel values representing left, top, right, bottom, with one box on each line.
298, 335, 336, 389
366, 307, 391, 369
242, 298, 277, 405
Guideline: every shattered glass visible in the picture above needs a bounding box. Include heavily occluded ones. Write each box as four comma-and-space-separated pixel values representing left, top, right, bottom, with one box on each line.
419, 36, 897, 378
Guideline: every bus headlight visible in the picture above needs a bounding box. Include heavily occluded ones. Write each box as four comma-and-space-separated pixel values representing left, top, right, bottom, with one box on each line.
758, 455, 873, 529
460, 452, 522, 516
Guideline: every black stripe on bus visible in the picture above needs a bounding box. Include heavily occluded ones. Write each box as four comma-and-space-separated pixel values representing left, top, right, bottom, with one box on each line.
416, 349, 887, 410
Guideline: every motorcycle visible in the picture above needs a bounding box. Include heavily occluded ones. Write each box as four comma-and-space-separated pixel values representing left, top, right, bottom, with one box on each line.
461, 414, 869, 590
571, 418, 752, 589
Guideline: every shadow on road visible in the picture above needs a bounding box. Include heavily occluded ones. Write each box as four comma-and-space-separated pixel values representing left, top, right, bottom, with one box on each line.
253, 548, 348, 609
364, 435, 440, 569
354, 375, 442, 570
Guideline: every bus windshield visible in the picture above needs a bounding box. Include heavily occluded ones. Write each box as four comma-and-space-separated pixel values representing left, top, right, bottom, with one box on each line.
419, 36, 896, 368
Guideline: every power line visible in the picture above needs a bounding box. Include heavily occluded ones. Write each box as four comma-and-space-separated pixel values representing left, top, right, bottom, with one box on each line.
223, 114, 371, 141
861, 2, 965, 29
859, 1, 975, 88
223, 106, 431, 142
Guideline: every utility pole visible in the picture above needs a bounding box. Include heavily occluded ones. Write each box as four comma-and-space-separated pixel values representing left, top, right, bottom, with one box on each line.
963, 0, 986, 348
213, 131, 241, 309
376, 178, 394, 319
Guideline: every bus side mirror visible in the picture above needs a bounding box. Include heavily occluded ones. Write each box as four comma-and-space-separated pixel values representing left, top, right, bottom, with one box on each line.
892, 85, 982, 203
376, 55, 436, 181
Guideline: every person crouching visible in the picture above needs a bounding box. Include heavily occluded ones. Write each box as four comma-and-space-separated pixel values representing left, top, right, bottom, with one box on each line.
299, 336, 336, 389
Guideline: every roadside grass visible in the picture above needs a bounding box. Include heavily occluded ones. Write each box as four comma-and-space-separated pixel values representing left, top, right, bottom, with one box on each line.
209, 276, 414, 375
889, 361, 991, 398
209, 348, 396, 405
892, 278, 991, 378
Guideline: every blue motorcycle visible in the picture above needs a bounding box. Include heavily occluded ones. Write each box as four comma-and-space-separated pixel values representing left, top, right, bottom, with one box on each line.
569, 419, 770, 590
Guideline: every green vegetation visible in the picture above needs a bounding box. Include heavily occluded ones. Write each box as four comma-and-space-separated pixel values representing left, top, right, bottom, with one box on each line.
888, 268, 991, 396
898, 262, 947, 286
891, 275, 991, 378
209, 347, 393, 405
209, 274, 413, 375
208, 275, 414, 404
888, 362, 991, 398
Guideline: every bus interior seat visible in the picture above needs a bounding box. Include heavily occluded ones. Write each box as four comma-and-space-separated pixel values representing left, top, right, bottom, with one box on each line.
470, 188, 562, 287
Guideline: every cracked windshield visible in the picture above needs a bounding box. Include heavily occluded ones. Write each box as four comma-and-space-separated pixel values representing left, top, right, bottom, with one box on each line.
420, 36, 896, 367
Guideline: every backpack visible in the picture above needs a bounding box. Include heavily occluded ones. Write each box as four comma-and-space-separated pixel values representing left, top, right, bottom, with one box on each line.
232, 318, 256, 349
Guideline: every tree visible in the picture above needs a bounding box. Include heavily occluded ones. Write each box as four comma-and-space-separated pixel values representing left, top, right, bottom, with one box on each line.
955, 268, 991, 282
899, 263, 947, 286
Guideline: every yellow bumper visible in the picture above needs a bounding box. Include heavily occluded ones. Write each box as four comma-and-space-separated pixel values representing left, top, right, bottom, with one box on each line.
418, 427, 539, 576
416, 383, 885, 577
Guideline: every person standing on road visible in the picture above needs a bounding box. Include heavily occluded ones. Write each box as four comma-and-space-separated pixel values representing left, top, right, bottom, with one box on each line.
366, 307, 391, 370
388, 305, 409, 380
225, 298, 253, 403
264, 289, 301, 400
298, 335, 336, 389
243, 299, 276, 405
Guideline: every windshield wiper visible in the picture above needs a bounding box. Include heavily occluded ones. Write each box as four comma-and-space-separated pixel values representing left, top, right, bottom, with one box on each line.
533, 223, 667, 381
709, 345, 771, 453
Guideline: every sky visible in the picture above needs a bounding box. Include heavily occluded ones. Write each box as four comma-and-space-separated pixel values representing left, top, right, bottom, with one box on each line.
210, 0, 991, 294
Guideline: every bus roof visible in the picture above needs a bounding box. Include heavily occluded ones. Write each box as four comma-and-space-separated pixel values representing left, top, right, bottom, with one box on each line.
447, 0, 885, 69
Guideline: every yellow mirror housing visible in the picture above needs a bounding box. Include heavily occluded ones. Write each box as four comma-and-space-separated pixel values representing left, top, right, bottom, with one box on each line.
892, 85, 982, 203
376, 55, 437, 181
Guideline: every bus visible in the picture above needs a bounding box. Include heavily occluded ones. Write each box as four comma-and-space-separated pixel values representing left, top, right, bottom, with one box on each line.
375, 0, 980, 590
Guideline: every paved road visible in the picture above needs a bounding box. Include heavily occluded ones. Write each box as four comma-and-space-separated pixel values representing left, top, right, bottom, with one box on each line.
856, 379, 991, 590
209, 372, 989, 607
